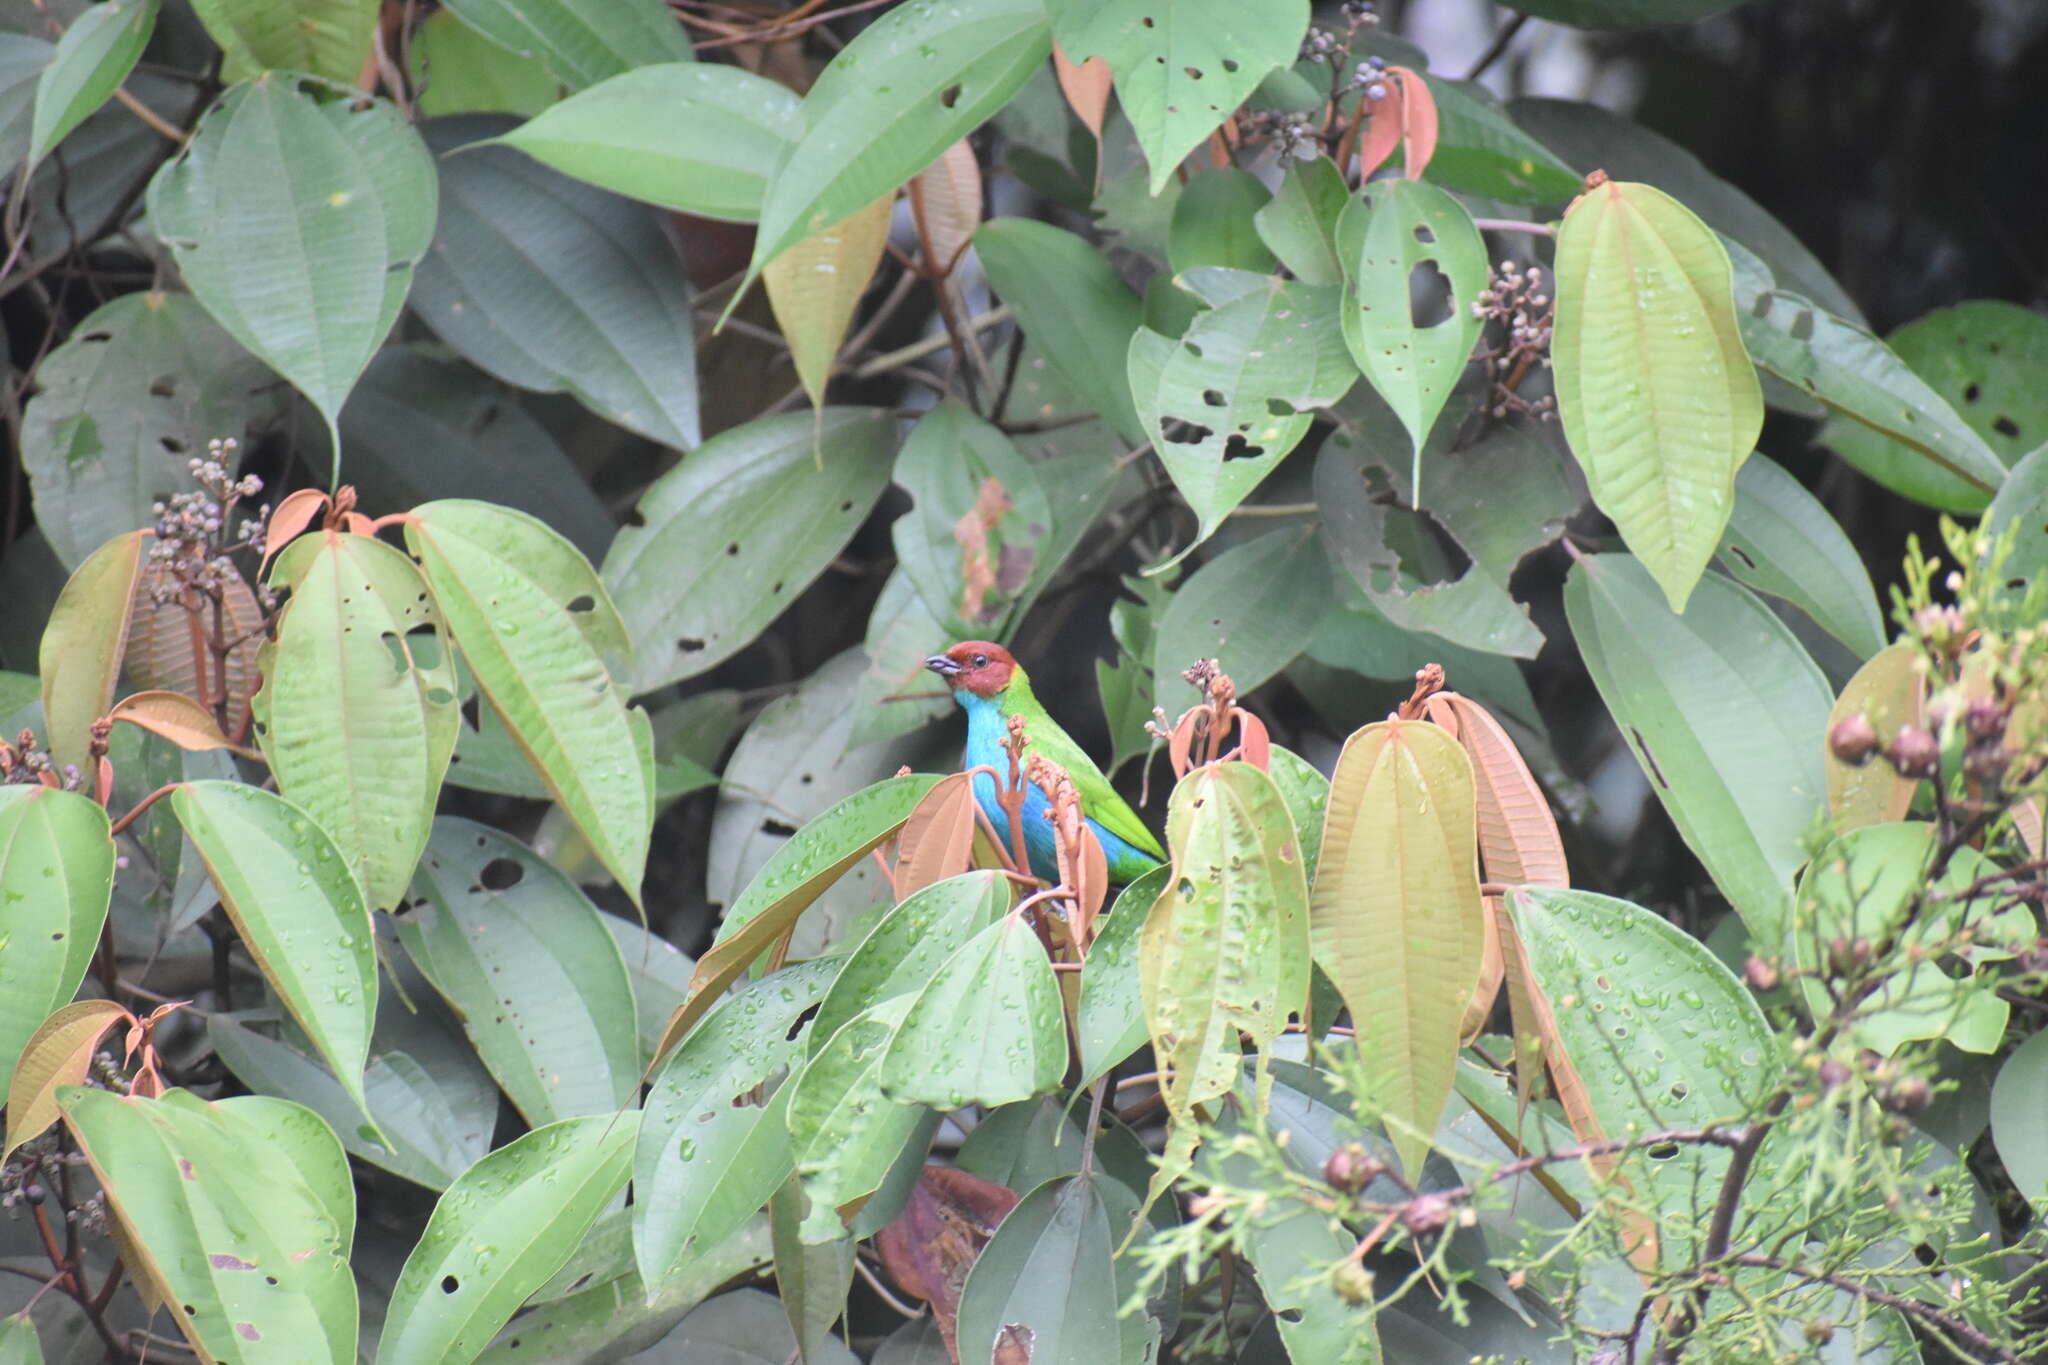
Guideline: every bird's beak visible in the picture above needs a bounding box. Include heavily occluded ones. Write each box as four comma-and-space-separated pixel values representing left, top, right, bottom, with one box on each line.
924, 654, 962, 678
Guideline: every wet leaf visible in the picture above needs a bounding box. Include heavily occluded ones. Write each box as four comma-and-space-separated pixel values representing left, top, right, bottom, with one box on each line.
146, 75, 435, 459
881, 914, 1066, 1110
441, 0, 692, 90
377, 1113, 638, 1365
38, 527, 143, 774
397, 819, 638, 1124
765, 193, 894, 411
1565, 553, 1830, 944
493, 63, 797, 221
1076, 865, 1167, 1086
786, 997, 931, 1243
1552, 178, 1762, 612
174, 781, 378, 1119
61, 1088, 357, 1364
1334, 178, 1486, 487
1718, 453, 1886, 659
28, 0, 153, 166
1050, 0, 1308, 192
810, 870, 1013, 1057
604, 409, 896, 693
406, 499, 651, 902
636, 958, 838, 1293
890, 772, 983, 901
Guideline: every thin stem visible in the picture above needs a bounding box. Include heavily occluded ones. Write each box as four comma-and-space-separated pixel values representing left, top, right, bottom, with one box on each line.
1729, 1253, 2031, 1364
114, 86, 187, 143
851, 305, 1011, 379
1078, 1077, 1110, 1177
1463, 12, 1531, 83
1471, 217, 1556, 237
1225, 502, 1318, 518
108, 783, 179, 837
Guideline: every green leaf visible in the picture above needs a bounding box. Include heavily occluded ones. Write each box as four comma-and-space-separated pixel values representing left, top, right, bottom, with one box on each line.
1509, 885, 1777, 1253
1718, 453, 1885, 658
1421, 76, 1580, 204
1335, 179, 1486, 479
786, 998, 930, 1243
406, 499, 652, 900
1050, 0, 1309, 193
1819, 300, 2048, 510
954, 1174, 1132, 1365
661, 772, 941, 1062
1149, 526, 1331, 713
765, 193, 894, 410
1986, 441, 2048, 600
891, 401, 1059, 640
1131, 271, 1356, 563
1552, 178, 1763, 612
1169, 168, 1276, 274
410, 7, 560, 118
1825, 642, 1921, 832
1142, 762, 1313, 1176
1252, 155, 1347, 287
173, 781, 378, 1118
20, 291, 282, 570
493, 63, 798, 221
879, 914, 1065, 1110
0, 1313, 42, 1365
649, 1289, 858, 1365
810, 870, 1013, 1055
1726, 243, 2005, 512
1312, 720, 1481, 1177
38, 527, 142, 774
849, 570, 955, 749
61, 1088, 357, 1364
603, 409, 896, 694
188, 0, 372, 82
377, 1113, 638, 1365
636, 959, 838, 1290
1077, 865, 1167, 1086
1792, 824, 2034, 1057
396, 818, 639, 1124
0, 35, 54, 172
443, 0, 692, 90
0, 788, 113, 1100
1564, 553, 1831, 944
411, 120, 699, 450
771, 1181, 857, 1365
28, 0, 153, 165
1991, 1029, 2048, 1204
254, 532, 455, 911
146, 75, 435, 459
748, 0, 1047, 278
976, 218, 1145, 445
337, 345, 613, 562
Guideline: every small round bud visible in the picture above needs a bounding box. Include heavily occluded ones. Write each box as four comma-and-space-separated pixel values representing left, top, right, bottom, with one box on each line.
1817, 1058, 1852, 1091
1804, 1320, 1836, 1346
1364, 81, 1388, 101
1886, 726, 1939, 780
21, 1182, 44, 1205
1399, 1192, 1453, 1237
1330, 1260, 1375, 1305
1323, 1143, 1382, 1194
1882, 1074, 1932, 1116
1964, 695, 2007, 741
1962, 743, 2009, 782
1828, 714, 1880, 766
1826, 937, 1874, 978
1743, 955, 1779, 993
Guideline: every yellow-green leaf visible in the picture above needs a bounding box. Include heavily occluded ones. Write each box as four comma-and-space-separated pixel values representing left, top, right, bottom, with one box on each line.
1826, 641, 1923, 832
763, 193, 894, 411
1311, 718, 1482, 1177
1553, 178, 1763, 612
39, 528, 144, 774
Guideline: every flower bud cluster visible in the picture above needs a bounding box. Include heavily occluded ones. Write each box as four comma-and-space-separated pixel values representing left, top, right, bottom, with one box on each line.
1237, 107, 1322, 162
1472, 261, 1556, 421
148, 438, 272, 605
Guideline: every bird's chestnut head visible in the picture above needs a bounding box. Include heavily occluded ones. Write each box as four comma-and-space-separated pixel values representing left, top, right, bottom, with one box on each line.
925, 641, 1019, 699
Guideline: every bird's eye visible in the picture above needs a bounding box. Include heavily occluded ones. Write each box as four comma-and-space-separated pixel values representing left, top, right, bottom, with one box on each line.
972, 653, 989, 668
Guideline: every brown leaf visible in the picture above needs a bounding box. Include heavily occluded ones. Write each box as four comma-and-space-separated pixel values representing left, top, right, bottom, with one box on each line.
894, 771, 981, 900
260, 488, 329, 572
994, 1324, 1036, 1365
1354, 67, 1438, 183
1431, 694, 1567, 887
1394, 67, 1438, 180
876, 1165, 1020, 1361
1051, 43, 1110, 143
107, 690, 239, 754
2016, 798, 2042, 861
909, 139, 983, 278
123, 560, 265, 739
764, 191, 895, 409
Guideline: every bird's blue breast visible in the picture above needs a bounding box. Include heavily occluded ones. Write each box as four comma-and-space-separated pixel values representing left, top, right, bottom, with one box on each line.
955, 691, 1154, 883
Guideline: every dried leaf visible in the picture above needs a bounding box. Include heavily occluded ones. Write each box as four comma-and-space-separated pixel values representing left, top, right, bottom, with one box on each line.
952, 477, 1014, 624
764, 191, 895, 410
1430, 693, 1567, 887
107, 690, 237, 753
909, 138, 983, 277
2017, 798, 2042, 860
893, 771, 982, 900
1051, 42, 1110, 143
876, 1163, 1019, 1359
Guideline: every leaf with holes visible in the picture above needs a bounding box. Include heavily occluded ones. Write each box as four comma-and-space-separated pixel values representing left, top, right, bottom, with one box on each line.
604, 410, 895, 693
1718, 453, 1885, 658
880, 915, 1066, 1111
39, 528, 143, 774
1552, 178, 1763, 612
1147, 526, 1331, 714
145, 75, 435, 459
657, 772, 942, 1064
975, 218, 1145, 445
1311, 719, 1481, 1178
1508, 885, 1777, 1259
188, 0, 374, 83
1334, 178, 1487, 489
1141, 762, 1312, 1189
786, 997, 931, 1244
443, 0, 692, 90
396, 819, 639, 1124
254, 531, 457, 910
28, 0, 154, 166
1564, 553, 1830, 945
766, 193, 894, 411
406, 499, 652, 902
60, 1088, 357, 1364
636, 958, 838, 1291
492, 63, 796, 220
1129, 269, 1355, 566
124, 556, 265, 741
747, 0, 1047, 280
376, 1113, 638, 1365
174, 781, 378, 1119
1050, 0, 1309, 193
411, 120, 699, 450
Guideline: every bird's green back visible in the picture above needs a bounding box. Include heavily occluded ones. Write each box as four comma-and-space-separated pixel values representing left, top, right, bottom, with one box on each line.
1000, 668, 1166, 862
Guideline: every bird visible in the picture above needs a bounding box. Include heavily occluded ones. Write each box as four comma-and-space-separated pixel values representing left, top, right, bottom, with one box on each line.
925, 641, 1165, 884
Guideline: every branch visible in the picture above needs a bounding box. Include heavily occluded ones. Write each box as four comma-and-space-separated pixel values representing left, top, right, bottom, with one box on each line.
1730, 1253, 2032, 1365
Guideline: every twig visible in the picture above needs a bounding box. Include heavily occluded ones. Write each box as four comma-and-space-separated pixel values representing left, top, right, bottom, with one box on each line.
108, 783, 180, 837
1471, 217, 1556, 236
113, 86, 186, 143
1078, 1076, 1110, 1177
1464, 12, 1531, 83
851, 305, 1012, 379
1728, 1253, 2032, 1364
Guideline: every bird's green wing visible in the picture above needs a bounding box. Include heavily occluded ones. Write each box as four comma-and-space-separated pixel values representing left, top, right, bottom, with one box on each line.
1010, 691, 1166, 862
